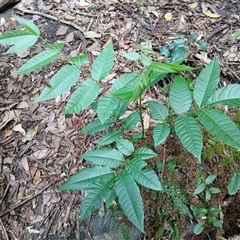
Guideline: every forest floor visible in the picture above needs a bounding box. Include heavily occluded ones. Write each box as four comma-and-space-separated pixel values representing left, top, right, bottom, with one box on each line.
0, 0, 240, 239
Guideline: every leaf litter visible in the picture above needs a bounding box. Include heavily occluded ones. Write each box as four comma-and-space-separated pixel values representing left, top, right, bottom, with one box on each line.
0, 0, 240, 239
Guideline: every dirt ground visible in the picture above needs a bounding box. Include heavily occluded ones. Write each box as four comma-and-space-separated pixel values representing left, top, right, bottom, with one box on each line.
1, 0, 240, 239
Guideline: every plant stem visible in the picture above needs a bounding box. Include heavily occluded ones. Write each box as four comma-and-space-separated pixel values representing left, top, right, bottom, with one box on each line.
139, 94, 145, 140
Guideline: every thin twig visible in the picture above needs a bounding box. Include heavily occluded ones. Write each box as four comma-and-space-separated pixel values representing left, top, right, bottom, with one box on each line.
0, 218, 9, 240
0, 183, 10, 207
0, 182, 54, 218
14, 6, 84, 33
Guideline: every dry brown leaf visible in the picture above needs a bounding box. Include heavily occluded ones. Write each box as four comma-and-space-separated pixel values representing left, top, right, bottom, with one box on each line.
21, 157, 29, 172
203, 11, 220, 19
65, 32, 74, 43
13, 124, 26, 136
165, 13, 172, 21
188, 2, 198, 9
31, 149, 50, 160
84, 31, 101, 38
33, 170, 42, 184
56, 25, 69, 36
0, 110, 20, 130
143, 113, 150, 131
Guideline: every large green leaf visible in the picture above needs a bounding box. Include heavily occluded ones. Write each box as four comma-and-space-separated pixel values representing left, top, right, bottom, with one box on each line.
64, 79, 99, 114
80, 178, 113, 220
122, 112, 140, 130
228, 172, 240, 195
0, 30, 38, 54
37, 65, 80, 101
16, 49, 59, 74
112, 72, 139, 92
147, 101, 168, 121
91, 42, 114, 81
149, 62, 194, 73
165, 62, 195, 71
153, 123, 170, 146
97, 95, 119, 124
58, 166, 114, 191
82, 148, 124, 168
193, 57, 220, 107
116, 138, 134, 156
134, 147, 157, 160
170, 76, 192, 114
125, 158, 162, 190
80, 119, 113, 135
16, 16, 40, 36
207, 84, 240, 108
98, 129, 122, 146
115, 173, 144, 233
198, 108, 240, 149
174, 116, 203, 161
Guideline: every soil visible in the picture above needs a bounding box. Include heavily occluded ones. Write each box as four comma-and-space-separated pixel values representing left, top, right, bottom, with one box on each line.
0, 0, 240, 239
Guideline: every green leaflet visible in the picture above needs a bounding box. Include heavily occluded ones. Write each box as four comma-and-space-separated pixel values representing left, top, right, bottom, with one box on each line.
193, 57, 220, 107
134, 147, 157, 160
170, 76, 192, 114
125, 158, 162, 191
122, 112, 140, 130
228, 172, 240, 195
112, 72, 138, 92
98, 129, 122, 146
153, 123, 170, 146
16, 16, 40, 36
69, 54, 88, 67
64, 79, 99, 114
147, 101, 168, 121
16, 49, 60, 74
58, 166, 114, 191
37, 65, 80, 101
122, 52, 141, 61
115, 172, 145, 233
91, 42, 114, 81
207, 84, 240, 108
82, 148, 124, 168
198, 108, 240, 149
116, 138, 134, 156
80, 178, 113, 220
80, 119, 113, 135
0, 30, 38, 54
174, 116, 203, 161
97, 94, 119, 124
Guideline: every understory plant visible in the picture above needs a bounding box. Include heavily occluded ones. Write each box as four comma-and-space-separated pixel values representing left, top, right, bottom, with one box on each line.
1, 16, 240, 235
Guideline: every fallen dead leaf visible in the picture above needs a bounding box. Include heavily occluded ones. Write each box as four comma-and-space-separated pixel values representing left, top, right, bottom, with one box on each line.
13, 124, 26, 136
56, 25, 69, 36
203, 12, 220, 19
0, 110, 20, 130
165, 12, 172, 21
188, 2, 198, 9
31, 149, 50, 160
84, 31, 101, 38
20, 157, 30, 172
33, 170, 42, 184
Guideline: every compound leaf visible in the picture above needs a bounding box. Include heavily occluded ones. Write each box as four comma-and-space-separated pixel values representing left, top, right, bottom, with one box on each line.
91, 42, 114, 81
82, 148, 124, 168
64, 79, 99, 114
80, 178, 113, 220
115, 173, 145, 233
16, 49, 59, 74
170, 76, 192, 114
37, 65, 80, 101
97, 95, 119, 124
122, 112, 140, 130
125, 158, 162, 191
58, 166, 114, 191
207, 84, 240, 108
198, 108, 240, 149
147, 101, 168, 121
153, 123, 170, 146
174, 116, 203, 161
193, 57, 220, 107
116, 138, 134, 156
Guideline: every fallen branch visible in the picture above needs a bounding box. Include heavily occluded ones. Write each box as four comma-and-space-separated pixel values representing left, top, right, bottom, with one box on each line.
0, 218, 9, 240
0, 182, 54, 218
14, 5, 85, 33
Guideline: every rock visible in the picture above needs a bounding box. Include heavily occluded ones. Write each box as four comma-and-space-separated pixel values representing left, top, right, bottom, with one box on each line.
0, 0, 21, 12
